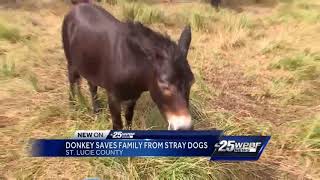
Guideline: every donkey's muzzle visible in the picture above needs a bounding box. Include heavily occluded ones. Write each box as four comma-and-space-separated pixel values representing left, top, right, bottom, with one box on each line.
167, 114, 193, 130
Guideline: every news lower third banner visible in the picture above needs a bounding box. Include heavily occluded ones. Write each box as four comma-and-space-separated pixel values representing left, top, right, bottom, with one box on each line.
31, 130, 270, 161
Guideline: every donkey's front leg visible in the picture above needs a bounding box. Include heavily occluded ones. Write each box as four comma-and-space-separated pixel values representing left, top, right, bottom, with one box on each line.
125, 99, 138, 130
108, 94, 123, 130
88, 81, 100, 114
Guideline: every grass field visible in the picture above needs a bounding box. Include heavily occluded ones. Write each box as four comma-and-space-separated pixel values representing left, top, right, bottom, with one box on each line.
0, 0, 319, 179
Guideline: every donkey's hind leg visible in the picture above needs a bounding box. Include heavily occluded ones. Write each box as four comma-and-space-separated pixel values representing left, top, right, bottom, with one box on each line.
88, 81, 100, 113
68, 65, 80, 105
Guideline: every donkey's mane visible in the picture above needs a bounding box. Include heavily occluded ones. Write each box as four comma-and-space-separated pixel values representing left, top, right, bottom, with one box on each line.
127, 22, 176, 50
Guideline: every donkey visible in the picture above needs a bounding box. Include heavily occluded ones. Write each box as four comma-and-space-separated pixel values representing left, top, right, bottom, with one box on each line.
62, 3, 195, 130
210, 0, 221, 10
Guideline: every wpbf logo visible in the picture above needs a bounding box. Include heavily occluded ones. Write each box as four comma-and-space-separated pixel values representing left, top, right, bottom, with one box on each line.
214, 140, 262, 153
110, 131, 135, 139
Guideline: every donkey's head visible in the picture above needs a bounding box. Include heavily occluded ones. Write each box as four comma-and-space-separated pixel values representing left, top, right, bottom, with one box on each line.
128, 24, 194, 130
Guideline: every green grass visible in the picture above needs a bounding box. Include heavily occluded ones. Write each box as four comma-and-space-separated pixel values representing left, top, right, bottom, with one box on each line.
0, 22, 22, 43
176, 7, 250, 32
270, 52, 320, 80
299, 116, 320, 149
278, 115, 320, 166
38, 105, 67, 120
170, 4, 216, 31
145, 105, 166, 130
99, 0, 117, 5
266, 51, 320, 105
190, 13, 207, 31
261, 40, 292, 55
121, 2, 165, 24
220, 11, 252, 31
28, 73, 40, 92
0, 59, 17, 78
88, 156, 270, 179
276, 1, 320, 23
271, 55, 305, 71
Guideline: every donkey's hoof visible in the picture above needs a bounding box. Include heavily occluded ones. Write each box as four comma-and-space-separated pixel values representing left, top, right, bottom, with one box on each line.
113, 124, 123, 130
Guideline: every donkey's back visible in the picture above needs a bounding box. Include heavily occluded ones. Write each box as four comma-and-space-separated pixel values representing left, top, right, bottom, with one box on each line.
62, 3, 127, 89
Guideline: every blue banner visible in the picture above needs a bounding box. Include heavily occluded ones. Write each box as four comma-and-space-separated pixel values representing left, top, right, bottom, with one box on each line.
30, 130, 270, 161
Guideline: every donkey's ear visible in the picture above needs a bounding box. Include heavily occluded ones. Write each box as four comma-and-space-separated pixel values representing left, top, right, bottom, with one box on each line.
178, 25, 192, 59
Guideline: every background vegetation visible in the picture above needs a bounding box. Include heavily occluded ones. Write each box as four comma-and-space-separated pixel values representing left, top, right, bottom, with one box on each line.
0, 0, 319, 179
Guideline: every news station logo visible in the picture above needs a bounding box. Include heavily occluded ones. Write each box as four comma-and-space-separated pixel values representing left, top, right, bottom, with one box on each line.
210, 136, 270, 161
214, 140, 262, 153
110, 131, 135, 139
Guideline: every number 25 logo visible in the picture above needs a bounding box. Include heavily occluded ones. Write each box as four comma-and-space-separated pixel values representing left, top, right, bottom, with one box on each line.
111, 132, 121, 138
217, 140, 235, 152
